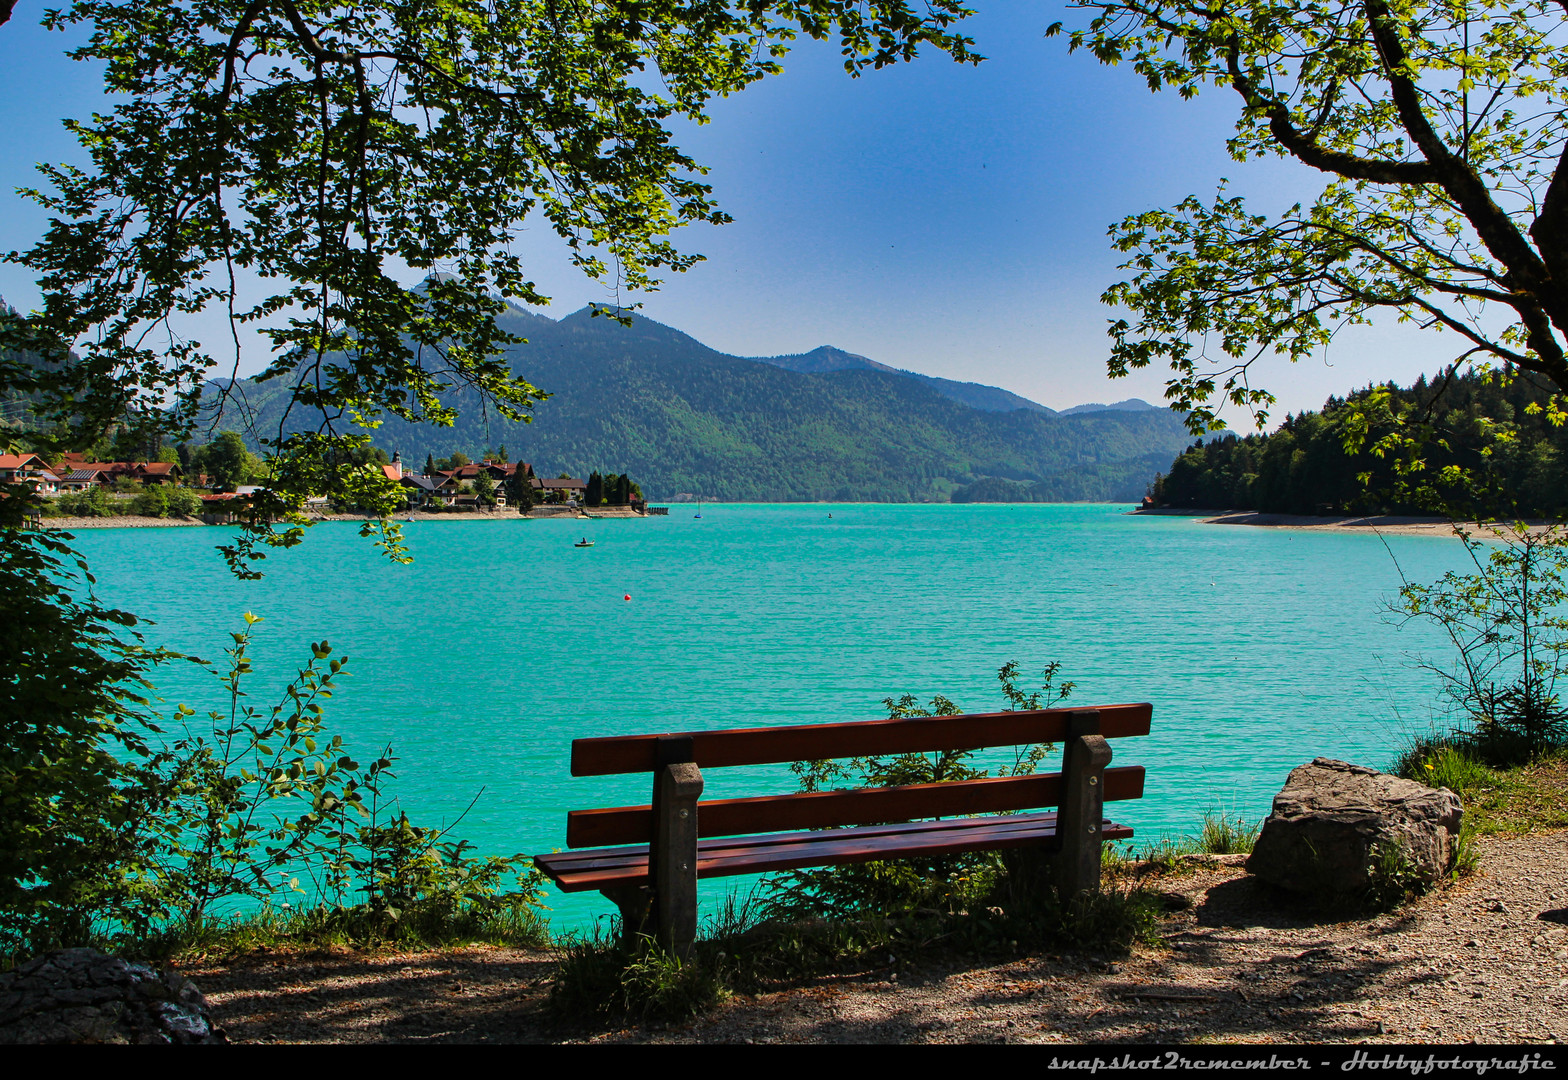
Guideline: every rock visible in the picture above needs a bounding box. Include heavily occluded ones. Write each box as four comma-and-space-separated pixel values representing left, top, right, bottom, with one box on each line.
1246, 758, 1463, 897
0, 948, 226, 1044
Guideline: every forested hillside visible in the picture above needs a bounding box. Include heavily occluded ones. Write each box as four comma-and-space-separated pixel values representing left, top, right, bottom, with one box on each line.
1149, 371, 1567, 518
207, 306, 1194, 502
752, 345, 1056, 415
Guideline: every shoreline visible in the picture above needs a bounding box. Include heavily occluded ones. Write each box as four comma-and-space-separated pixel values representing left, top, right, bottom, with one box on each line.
36, 505, 1555, 537
1133, 507, 1556, 538
33, 507, 628, 531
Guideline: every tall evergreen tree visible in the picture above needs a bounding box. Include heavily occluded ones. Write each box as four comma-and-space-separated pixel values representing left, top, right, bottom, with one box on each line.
509, 467, 537, 511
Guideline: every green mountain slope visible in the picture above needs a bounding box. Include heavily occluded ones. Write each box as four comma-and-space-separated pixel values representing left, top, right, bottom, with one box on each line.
206, 306, 1193, 502
751, 345, 1055, 415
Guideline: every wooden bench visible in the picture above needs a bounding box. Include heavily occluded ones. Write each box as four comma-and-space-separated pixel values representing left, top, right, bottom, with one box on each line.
533, 703, 1150, 953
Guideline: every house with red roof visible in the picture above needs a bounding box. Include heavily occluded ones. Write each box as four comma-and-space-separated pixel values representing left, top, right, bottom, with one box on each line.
132, 462, 181, 484
421, 459, 527, 509
197, 491, 250, 524
0, 453, 61, 494
0, 453, 48, 481
43, 458, 183, 490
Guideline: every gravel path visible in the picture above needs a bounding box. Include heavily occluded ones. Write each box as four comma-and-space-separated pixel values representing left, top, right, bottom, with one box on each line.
180, 831, 1568, 1044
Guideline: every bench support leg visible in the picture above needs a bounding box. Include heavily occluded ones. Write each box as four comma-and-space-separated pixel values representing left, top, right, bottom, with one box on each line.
1054, 712, 1114, 902
652, 759, 704, 958
601, 886, 651, 949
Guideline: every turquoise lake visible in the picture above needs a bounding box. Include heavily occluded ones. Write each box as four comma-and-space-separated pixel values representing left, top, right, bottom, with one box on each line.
67, 503, 1479, 931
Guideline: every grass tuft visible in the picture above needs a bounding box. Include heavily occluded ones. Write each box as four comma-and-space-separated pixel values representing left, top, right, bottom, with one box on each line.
546, 869, 1168, 1027
550, 932, 728, 1024
134, 895, 550, 963
1392, 738, 1568, 837
1451, 819, 1481, 879
1197, 811, 1261, 855
1361, 839, 1428, 912
1392, 738, 1503, 797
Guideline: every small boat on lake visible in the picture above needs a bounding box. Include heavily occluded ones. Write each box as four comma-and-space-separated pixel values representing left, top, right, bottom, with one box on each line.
575, 538, 594, 548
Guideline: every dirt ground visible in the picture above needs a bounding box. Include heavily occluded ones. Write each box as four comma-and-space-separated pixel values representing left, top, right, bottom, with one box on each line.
177, 830, 1568, 1045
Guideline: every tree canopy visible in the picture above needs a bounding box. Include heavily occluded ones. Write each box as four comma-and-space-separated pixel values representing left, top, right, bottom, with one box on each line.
0, 0, 977, 568
0, 0, 978, 964
203, 431, 253, 491
1150, 368, 1568, 517
1062, 0, 1568, 442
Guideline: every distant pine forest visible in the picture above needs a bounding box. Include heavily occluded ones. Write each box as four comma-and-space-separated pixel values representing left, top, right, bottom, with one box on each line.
1149, 369, 1568, 519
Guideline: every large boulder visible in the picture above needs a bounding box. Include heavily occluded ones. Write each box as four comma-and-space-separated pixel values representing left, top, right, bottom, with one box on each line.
0, 947, 226, 1044
1247, 757, 1463, 897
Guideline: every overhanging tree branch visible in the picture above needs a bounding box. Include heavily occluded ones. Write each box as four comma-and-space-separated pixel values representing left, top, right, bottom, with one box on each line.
1074, 0, 1568, 436
1225, 39, 1441, 184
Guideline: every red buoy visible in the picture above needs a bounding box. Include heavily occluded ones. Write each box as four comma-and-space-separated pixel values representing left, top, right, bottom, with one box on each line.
624, 594, 632, 601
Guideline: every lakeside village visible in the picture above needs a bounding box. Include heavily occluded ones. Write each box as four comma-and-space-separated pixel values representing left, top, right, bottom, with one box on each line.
0, 445, 662, 524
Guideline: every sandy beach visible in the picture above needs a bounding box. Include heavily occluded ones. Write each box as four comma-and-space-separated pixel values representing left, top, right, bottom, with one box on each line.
1135, 508, 1556, 539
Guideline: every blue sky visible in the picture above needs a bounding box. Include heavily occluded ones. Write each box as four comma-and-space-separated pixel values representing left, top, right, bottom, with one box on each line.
0, 1, 1460, 423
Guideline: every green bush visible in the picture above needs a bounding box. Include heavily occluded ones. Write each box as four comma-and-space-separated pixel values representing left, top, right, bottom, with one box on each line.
0, 579, 547, 964
145, 617, 546, 938
0, 528, 178, 962
55, 486, 117, 517
131, 486, 170, 517
769, 661, 1071, 920
1387, 526, 1568, 765
165, 487, 203, 517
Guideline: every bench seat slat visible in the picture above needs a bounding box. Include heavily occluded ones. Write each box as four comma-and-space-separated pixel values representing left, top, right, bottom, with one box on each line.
571, 704, 1152, 776
567, 765, 1146, 848
550, 810, 1074, 869
534, 811, 1135, 893
546, 819, 1083, 879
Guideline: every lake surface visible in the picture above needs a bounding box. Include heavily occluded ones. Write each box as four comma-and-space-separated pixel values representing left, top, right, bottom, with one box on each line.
68, 504, 1477, 931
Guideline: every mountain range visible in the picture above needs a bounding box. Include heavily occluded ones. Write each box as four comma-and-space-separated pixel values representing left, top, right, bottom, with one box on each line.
204, 304, 1192, 502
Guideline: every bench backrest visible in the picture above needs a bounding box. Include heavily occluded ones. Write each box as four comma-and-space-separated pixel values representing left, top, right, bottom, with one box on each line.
565, 704, 1150, 848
